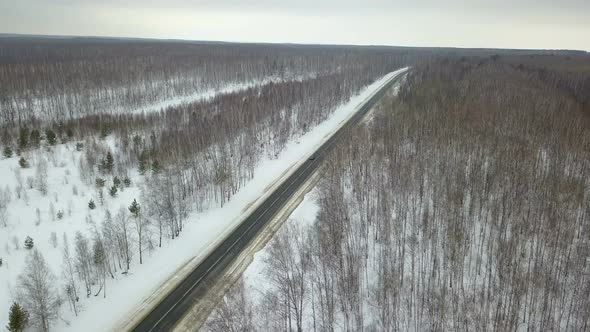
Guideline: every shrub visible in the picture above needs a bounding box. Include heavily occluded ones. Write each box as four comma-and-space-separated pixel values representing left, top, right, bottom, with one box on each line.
24, 236, 34, 250
18, 157, 29, 168
3, 146, 13, 158
45, 129, 57, 145
109, 185, 118, 197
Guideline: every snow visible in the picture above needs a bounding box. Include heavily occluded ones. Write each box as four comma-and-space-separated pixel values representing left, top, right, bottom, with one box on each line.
239, 188, 320, 304
0, 68, 405, 331
132, 73, 320, 114
9, 72, 320, 122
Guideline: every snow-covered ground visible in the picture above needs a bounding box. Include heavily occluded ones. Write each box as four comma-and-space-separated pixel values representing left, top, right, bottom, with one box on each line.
132, 73, 321, 114
234, 188, 320, 306
9, 72, 322, 122
0, 69, 404, 331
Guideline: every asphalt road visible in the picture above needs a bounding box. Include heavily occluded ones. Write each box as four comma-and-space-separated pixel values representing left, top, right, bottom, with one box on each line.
130, 69, 407, 332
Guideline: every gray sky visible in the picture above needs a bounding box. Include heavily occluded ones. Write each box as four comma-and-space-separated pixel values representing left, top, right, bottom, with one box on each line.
1, 0, 589, 50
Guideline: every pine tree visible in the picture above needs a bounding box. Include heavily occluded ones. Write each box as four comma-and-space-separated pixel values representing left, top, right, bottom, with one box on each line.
152, 160, 161, 174
45, 129, 57, 146
18, 128, 29, 151
6, 302, 29, 332
105, 152, 114, 173
75, 142, 84, 151
24, 236, 34, 250
3, 145, 13, 158
95, 178, 106, 188
123, 177, 131, 187
129, 199, 140, 218
138, 151, 148, 175
18, 157, 28, 168
88, 199, 96, 210
109, 185, 118, 197
113, 176, 121, 187
29, 130, 41, 147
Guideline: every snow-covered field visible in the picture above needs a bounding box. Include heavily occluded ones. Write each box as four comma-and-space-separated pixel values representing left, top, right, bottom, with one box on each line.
0, 69, 403, 331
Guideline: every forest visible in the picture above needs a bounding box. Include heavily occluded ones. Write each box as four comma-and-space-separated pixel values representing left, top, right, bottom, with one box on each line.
0, 37, 416, 331
1, 36, 588, 331
207, 54, 590, 331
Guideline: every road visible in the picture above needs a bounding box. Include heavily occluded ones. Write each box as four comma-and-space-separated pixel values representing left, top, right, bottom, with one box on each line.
130, 68, 408, 332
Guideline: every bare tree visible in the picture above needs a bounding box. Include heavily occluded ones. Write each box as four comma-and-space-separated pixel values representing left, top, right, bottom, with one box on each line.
115, 207, 133, 272
0, 185, 10, 227
35, 158, 48, 196
74, 231, 93, 297
61, 234, 79, 316
206, 278, 254, 332
17, 249, 59, 332
129, 199, 147, 264
264, 222, 311, 332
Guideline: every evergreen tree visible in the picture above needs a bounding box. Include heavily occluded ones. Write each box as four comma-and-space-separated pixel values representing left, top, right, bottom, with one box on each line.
18, 157, 28, 168
109, 185, 118, 197
123, 177, 131, 187
75, 142, 84, 151
129, 199, 140, 218
6, 302, 29, 332
18, 128, 29, 151
24, 236, 34, 250
29, 130, 41, 147
105, 152, 114, 173
45, 129, 57, 146
88, 199, 96, 210
113, 176, 121, 187
138, 151, 148, 175
152, 160, 161, 174
95, 178, 106, 188
3, 145, 13, 158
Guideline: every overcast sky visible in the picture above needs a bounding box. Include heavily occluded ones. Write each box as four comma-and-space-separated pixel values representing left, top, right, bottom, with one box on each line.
1, 0, 588, 50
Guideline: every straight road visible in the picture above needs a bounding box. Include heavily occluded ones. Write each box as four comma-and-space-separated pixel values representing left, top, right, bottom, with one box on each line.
130, 68, 408, 332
